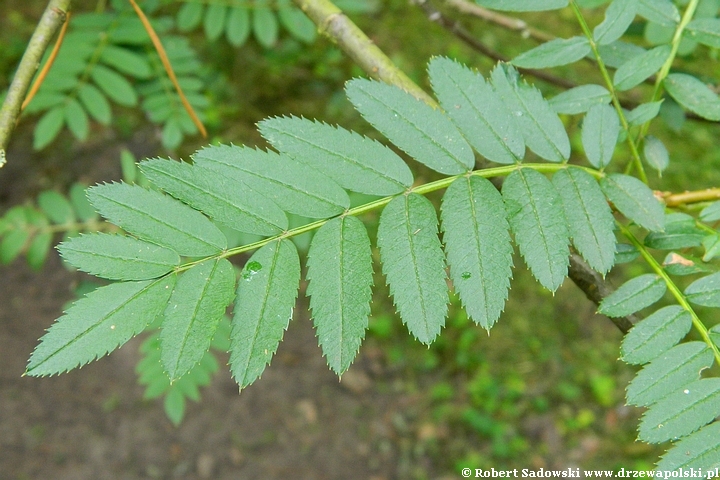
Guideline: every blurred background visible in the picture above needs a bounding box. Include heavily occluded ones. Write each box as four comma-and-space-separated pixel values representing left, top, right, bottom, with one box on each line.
3, 0, 719, 477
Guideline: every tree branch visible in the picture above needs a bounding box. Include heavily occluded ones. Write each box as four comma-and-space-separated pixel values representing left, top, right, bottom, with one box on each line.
0, 0, 71, 167
295, 0, 637, 334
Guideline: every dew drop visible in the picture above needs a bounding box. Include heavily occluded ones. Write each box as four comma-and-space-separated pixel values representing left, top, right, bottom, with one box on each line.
684, 389, 690, 394
110, 325, 116, 330
513, 111, 523, 117
461, 272, 472, 279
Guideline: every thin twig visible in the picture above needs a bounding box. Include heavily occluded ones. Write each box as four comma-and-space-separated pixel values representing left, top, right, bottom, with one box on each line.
294, 0, 637, 334
128, 0, 207, 139
21, 12, 71, 111
0, 0, 71, 167
444, 0, 554, 43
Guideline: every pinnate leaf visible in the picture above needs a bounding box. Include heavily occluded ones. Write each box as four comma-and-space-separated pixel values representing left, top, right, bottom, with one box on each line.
58, 233, 180, 281
27, 276, 176, 376
230, 240, 300, 388
627, 342, 713, 406
140, 158, 287, 235
258, 117, 413, 195
503, 168, 569, 291
621, 305, 692, 365
307, 217, 373, 374
512, 37, 591, 69
88, 182, 226, 257
161, 259, 235, 381
582, 104, 620, 169
552, 168, 616, 274
600, 173, 665, 232
441, 176, 513, 329
491, 64, 570, 162
346, 78, 474, 175
657, 421, 720, 470
378, 194, 447, 344
664, 73, 720, 121
639, 378, 720, 444
428, 57, 524, 165
599, 274, 666, 317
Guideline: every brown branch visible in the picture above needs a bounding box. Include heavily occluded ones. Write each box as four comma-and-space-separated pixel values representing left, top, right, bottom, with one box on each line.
296, 0, 636, 335
0, 0, 71, 167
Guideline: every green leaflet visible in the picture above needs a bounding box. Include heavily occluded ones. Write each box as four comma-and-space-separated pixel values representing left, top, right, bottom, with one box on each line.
594, 0, 639, 45
230, 240, 300, 388
503, 168, 569, 292
38, 190, 74, 224
441, 176, 513, 330
69, 183, 97, 222
615, 243, 639, 264
64, 98, 89, 141
613, 45, 671, 92
597, 40, 646, 68
90, 64, 137, 107
621, 305, 692, 365
685, 272, 720, 307
600, 173, 665, 232
637, 0, 679, 27
490, 64, 570, 163
582, 104, 620, 169
475, 0, 568, 11
512, 37, 591, 69
645, 214, 704, 250
626, 101, 663, 126
639, 378, 720, 444
140, 158, 287, 235
88, 183, 227, 257
26, 276, 176, 376
27, 231, 52, 270
277, 0, 316, 44
0, 229, 28, 264
177, 2, 203, 31
548, 84, 611, 115
307, 216, 373, 374
664, 253, 714, 276
552, 168, 616, 275
258, 116, 413, 195
193, 144, 349, 218
204, 4, 226, 41
687, 18, 720, 48
664, 73, 720, 122
58, 233, 180, 281
656, 421, 720, 470
33, 106, 64, 150
161, 259, 236, 381
378, 194, 448, 344
253, 1, 278, 48
599, 274, 666, 317
701, 201, 720, 222
428, 57, 524, 165
704, 235, 720, 262
345, 78, 474, 175
226, 7, 251, 47
626, 342, 713, 407
99, 45, 152, 79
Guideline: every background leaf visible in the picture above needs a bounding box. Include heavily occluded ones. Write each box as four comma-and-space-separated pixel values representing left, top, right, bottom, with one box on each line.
613, 45, 671, 91
378, 194, 447, 344
594, 0, 638, 45
548, 84, 611, 115
582, 104, 620, 169
600, 173, 665, 232
307, 217, 373, 374
664, 73, 720, 121
512, 37, 591, 69
230, 240, 300, 388
441, 176, 513, 329
643, 135, 670, 175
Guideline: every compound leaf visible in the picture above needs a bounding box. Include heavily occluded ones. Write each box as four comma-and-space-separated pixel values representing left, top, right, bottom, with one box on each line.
685, 272, 720, 307
594, 0, 638, 45
307, 216, 373, 374
258, 116, 413, 195
491, 64, 570, 162
621, 305, 692, 365
627, 342, 713, 407
346, 78, 474, 174
58, 233, 180, 281
548, 84, 611, 115
512, 36, 591, 69
230, 240, 300, 388
600, 173, 665, 232
88, 182, 226, 257
428, 56, 524, 165
599, 274, 666, 317
161, 259, 235, 381
140, 158, 287, 235
664, 73, 720, 121
613, 45, 671, 91
503, 168, 569, 291
657, 422, 720, 470
639, 378, 720, 444
441, 176, 513, 329
552, 167, 616, 274
378, 194, 447, 344
193, 144, 349, 218
26, 276, 175, 376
